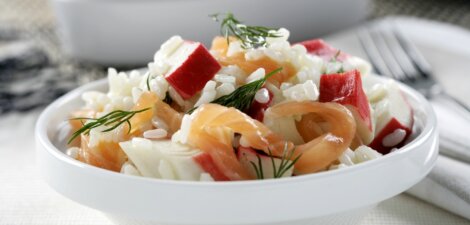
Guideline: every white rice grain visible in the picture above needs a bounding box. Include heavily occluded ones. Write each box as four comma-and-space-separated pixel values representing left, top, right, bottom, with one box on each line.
168, 87, 187, 108
152, 117, 169, 130
303, 80, 319, 101
88, 126, 117, 147
195, 81, 217, 107
129, 70, 140, 79
132, 87, 143, 103
266, 28, 290, 44
280, 82, 293, 90
342, 56, 372, 76
214, 74, 236, 84
291, 43, 307, 55
108, 68, 142, 97
246, 68, 265, 83
354, 145, 382, 163
269, 41, 291, 52
82, 91, 109, 111
254, 88, 270, 104
172, 114, 192, 144
282, 80, 319, 102
154, 36, 184, 61
219, 65, 246, 83
264, 82, 285, 104
216, 83, 235, 97
103, 103, 113, 114
143, 128, 168, 139
148, 61, 170, 76
123, 96, 134, 110
245, 49, 265, 61
338, 148, 355, 166
382, 129, 407, 147
153, 76, 170, 99
203, 80, 217, 91
227, 41, 243, 57
264, 48, 285, 63
239, 136, 250, 148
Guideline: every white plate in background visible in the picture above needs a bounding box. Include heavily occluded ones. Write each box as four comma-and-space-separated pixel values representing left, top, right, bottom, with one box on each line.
51, 0, 369, 65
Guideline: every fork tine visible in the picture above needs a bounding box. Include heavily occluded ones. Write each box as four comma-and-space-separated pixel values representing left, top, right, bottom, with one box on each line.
358, 25, 407, 81
360, 20, 470, 116
392, 25, 434, 79
357, 27, 392, 76
369, 27, 409, 81
378, 27, 419, 82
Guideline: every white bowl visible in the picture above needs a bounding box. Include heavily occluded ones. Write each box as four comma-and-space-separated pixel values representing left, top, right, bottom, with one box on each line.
50, 0, 369, 65
35, 75, 438, 225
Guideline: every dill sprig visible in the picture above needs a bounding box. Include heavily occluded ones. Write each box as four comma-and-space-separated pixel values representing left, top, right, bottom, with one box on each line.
332, 50, 341, 62
210, 13, 282, 49
329, 50, 344, 73
146, 72, 152, 91
187, 67, 282, 114
251, 142, 302, 179
67, 108, 150, 144
250, 155, 265, 179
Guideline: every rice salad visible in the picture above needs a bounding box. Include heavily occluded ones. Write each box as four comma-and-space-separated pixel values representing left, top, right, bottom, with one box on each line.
66, 14, 414, 181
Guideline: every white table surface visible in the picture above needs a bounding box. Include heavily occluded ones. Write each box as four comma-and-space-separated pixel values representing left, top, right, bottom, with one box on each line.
1, 110, 469, 225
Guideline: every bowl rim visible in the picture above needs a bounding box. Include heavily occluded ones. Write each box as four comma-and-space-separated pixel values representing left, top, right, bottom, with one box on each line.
35, 75, 437, 187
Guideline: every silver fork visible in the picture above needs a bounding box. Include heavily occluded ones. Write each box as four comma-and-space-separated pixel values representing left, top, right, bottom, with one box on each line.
357, 23, 470, 111
357, 21, 470, 162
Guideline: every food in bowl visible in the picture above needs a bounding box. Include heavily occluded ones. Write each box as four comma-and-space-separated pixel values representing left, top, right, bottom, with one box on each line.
65, 14, 414, 181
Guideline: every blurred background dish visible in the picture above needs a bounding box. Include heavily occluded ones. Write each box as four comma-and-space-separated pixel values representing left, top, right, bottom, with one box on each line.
50, 0, 369, 65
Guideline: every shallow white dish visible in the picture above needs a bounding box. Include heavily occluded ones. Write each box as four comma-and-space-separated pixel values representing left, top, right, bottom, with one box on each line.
35, 75, 438, 225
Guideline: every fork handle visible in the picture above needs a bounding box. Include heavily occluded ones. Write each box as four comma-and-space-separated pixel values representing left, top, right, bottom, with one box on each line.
431, 93, 470, 164
440, 92, 470, 113
433, 92, 470, 120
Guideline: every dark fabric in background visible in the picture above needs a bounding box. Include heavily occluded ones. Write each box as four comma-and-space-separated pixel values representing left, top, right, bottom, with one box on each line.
372, 0, 470, 27
0, 0, 469, 114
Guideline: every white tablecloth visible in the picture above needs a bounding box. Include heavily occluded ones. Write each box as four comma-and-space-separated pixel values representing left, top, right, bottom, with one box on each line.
0, 109, 469, 225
